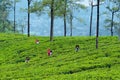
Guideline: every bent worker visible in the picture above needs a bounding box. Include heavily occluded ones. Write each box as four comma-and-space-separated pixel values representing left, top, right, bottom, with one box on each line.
35, 39, 39, 44
25, 56, 30, 63
47, 49, 52, 56
75, 45, 80, 52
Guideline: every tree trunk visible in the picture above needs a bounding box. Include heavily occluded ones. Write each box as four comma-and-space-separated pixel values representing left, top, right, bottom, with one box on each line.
14, 0, 16, 33
96, 0, 99, 49
111, 12, 114, 36
64, 14, 66, 36
64, 0, 67, 37
27, 0, 30, 37
50, 0, 54, 41
90, 4, 93, 36
70, 12, 73, 36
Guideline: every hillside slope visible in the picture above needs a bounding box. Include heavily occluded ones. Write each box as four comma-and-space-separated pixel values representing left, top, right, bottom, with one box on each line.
0, 33, 120, 80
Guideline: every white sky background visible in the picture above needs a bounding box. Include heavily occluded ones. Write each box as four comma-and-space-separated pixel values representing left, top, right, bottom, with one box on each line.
76, 0, 97, 7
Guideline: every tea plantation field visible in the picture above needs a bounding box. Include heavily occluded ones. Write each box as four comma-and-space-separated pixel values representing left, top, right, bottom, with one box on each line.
0, 33, 120, 80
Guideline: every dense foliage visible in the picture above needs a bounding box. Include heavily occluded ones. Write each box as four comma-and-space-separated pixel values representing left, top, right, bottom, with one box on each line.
0, 33, 120, 79
0, 0, 13, 32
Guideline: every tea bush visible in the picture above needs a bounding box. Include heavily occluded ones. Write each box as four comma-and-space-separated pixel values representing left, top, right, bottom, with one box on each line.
0, 33, 120, 80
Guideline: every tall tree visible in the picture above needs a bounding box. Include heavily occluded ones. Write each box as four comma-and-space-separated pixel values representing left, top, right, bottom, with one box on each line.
89, 0, 97, 36
53, 0, 67, 36
64, 0, 67, 36
49, 0, 68, 36
89, 0, 94, 36
69, 10, 73, 36
13, 0, 16, 33
31, 0, 56, 41
68, 0, 86, 36
27, 0, 32, 37
65, 0, 86, 36
96, 0, 100, 49
50, 0, 54, 41
52, 0, 86, 36
105, 0, 120, 36
13, 0, 20, 33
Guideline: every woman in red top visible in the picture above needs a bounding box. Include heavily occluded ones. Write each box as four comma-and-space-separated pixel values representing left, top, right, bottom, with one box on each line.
47, 49, 51, 56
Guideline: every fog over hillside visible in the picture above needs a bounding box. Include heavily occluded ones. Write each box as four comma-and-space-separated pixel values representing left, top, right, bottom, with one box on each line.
9, 0, 111, 36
